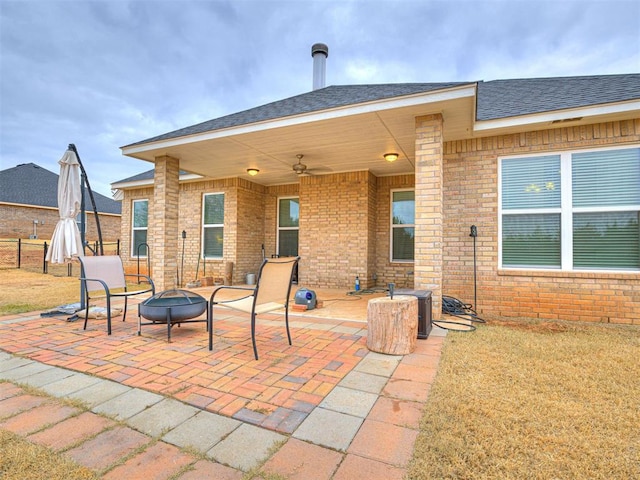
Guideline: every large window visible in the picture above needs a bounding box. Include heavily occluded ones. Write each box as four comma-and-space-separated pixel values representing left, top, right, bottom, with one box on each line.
391, 190, 415, 262
277, 197, 299, 257
131, 199, 148, 257
500, 147, 640, 271
203, 193, 224, 258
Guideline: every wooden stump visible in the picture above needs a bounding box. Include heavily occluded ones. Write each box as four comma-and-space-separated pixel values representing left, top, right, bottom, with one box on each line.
367, 295, 418, 355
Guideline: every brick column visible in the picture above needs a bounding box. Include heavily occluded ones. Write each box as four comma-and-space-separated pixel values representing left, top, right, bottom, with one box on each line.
414, 114, 443, 320
152, 155, 180, 291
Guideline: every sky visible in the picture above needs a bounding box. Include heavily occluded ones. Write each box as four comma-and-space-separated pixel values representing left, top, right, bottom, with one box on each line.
1, 0, 639, 197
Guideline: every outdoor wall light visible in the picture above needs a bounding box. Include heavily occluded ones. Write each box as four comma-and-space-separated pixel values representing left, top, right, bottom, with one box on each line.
384, 153, 399, 162
247, 168, 259, 176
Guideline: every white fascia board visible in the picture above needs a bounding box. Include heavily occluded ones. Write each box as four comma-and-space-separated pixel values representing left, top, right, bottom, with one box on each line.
474, 100, 640, 132
122, 85, 477, 156
111, 173, 203, 190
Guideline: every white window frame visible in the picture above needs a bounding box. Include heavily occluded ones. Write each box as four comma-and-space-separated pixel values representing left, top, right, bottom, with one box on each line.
499, 145, 640, 272
202, 192, 225, 259
277, 196, 299, 256
390, 188, 415, 263
131, 199, 148, 258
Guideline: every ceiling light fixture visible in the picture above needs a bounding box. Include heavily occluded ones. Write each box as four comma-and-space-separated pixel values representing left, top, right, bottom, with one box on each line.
384, 153, 399, 162
247, 168, 259, 176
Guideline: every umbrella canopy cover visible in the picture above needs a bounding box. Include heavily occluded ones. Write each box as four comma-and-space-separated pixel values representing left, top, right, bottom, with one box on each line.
46, 149, 84, 264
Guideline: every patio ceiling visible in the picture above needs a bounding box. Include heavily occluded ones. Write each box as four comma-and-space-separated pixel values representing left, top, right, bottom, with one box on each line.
121, 86, 476, 186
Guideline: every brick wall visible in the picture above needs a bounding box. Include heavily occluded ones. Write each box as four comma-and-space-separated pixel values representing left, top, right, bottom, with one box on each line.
299, 171, 375, 289
0, 204, 120, 241
236, 179, 266, 283
442, 118, 640, 324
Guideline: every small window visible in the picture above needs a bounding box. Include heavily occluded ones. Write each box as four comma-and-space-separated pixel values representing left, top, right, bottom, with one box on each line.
203, 193, 224, 258
132, 199, 148, 257
391, 190, 415, 262
277, 197, 299, 257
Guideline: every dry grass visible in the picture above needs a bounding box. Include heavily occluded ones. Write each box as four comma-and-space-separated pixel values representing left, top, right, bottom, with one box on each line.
0, 429, 98, 480
407, 320, 640, 479
0, 269, 80, 315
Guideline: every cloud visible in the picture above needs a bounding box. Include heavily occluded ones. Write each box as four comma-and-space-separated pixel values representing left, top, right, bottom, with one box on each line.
1, 0, 638, 197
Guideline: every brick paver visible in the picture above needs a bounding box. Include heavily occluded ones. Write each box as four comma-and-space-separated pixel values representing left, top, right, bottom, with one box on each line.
28, 411, 116, 451
65, 426, 150, 471
176, 459, 243, 479
0, 305, 447, 479
0, 393, 47, 418
347, 418, 418, 467
261, 438, 344, 479
103, 441, 196, 480
0, 402, 78, 435
333, 454, 406, 480
0, 309, 368, 434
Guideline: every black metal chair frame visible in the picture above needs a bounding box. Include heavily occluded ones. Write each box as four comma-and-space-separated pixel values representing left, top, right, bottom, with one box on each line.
209, 256, 299, 360
79, 255, 155, 335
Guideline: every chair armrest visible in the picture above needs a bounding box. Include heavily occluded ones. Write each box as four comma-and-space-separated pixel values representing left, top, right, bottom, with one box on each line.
79, 277, 110, 295
210, 285, 255, 304
124, 274, 156, 294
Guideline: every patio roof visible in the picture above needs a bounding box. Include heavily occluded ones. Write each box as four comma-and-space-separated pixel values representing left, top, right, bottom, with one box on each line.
118, 74, 640, 187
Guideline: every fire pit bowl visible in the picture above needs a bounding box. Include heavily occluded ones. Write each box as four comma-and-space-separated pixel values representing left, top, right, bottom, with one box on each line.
138, 289, 208, 341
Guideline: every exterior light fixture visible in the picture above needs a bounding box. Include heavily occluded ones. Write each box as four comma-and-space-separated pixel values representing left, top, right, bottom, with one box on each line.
247, 168, 259, 176
384, 153, 399, 162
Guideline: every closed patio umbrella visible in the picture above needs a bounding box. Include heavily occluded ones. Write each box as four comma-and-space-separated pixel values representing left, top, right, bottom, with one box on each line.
45, 148, 84, 264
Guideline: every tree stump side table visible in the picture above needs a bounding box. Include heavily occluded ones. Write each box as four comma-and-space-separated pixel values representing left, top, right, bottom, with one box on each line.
367, 295, 418, 355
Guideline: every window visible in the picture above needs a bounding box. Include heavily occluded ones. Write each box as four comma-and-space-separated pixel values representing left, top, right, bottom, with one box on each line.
131, 199, 148, 257
391, 190, 415, 262
203, 193, 224, 258
500, 147, 640, 271
277, 197, 299, 257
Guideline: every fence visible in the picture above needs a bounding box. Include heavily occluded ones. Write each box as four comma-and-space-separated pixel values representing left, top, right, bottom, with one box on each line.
0, 239, 120, 276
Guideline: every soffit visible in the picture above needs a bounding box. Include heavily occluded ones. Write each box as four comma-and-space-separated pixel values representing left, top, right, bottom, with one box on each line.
121, 94, 475, 186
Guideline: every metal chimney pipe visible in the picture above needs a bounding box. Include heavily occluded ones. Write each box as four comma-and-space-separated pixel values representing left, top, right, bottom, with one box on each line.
311, 43, 328, 90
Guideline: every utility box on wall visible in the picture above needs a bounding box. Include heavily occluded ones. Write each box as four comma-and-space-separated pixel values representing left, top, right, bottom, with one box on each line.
394, 289, 432, 339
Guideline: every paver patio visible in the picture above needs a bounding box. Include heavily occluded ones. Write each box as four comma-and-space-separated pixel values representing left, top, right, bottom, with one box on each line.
0, 291, 446, 478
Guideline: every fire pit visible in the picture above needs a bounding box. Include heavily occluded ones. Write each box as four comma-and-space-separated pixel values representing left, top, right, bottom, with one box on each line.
138, 289, 209, 342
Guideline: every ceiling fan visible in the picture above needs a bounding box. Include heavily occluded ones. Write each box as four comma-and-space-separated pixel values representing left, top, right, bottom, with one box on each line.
292, 154, 310, 175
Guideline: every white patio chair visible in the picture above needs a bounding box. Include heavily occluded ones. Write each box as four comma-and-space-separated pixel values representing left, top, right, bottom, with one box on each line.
78, 255, 155, 335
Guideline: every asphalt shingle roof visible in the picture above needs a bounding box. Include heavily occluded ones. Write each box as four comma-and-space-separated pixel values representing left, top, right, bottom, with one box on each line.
126, 83, 468, 147
126, 74, 640, 148
476, 74, 640, 121
0, 163, 121, 215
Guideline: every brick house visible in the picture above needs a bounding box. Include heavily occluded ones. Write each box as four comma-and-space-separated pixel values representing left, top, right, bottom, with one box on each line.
115, 60, 640, 324
0, 163, 121, 241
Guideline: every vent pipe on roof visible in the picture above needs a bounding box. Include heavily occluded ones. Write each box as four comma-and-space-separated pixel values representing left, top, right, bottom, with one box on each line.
311, 43, 328, 90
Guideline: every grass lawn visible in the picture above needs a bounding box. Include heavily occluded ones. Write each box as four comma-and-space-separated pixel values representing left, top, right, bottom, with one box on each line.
0, 269, 80, 315
407, 319, 640, 479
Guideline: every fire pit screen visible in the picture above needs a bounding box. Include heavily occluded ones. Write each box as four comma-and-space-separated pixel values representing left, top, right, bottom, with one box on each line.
138, 289, 209, 342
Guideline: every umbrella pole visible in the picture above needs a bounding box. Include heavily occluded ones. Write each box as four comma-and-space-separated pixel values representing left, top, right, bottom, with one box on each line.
79, 176, 87, 309
69, 144, 104, 255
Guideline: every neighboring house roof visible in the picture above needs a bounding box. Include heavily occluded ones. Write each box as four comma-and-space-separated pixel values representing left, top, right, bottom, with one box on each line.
126, 74, 640, 148
0, 163, 121, 215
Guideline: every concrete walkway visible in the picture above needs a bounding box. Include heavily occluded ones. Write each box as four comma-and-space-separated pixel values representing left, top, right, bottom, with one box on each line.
0, 309, 446, 479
